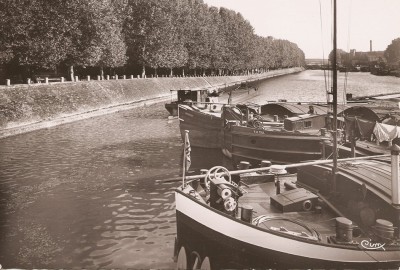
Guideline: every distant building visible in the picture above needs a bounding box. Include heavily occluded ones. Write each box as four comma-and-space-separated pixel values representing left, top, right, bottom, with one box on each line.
345, 49, 386, 67
305, 59, 329, 65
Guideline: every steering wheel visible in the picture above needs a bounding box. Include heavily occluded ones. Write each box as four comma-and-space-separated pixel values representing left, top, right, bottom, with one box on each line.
204, 166, 232, 190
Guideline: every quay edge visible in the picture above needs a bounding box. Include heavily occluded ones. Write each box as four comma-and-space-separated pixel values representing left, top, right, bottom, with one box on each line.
0, 67, 303, 138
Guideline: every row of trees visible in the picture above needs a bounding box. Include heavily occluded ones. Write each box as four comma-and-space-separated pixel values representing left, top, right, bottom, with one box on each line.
0, 0, 305, 82
384, 38, 400, 67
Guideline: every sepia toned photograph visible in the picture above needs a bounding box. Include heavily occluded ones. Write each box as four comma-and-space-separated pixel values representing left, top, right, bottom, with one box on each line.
0, 0, 400, 269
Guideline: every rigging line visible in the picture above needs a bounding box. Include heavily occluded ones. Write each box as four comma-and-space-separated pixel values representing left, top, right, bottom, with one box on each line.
343, 0, 353, 106
319, 0, 328, 95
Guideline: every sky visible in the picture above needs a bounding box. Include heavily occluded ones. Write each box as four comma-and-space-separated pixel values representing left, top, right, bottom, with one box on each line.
201, 0, 400, 59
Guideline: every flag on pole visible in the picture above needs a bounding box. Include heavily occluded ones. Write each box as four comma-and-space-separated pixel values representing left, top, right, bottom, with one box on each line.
184, 130, 191, 172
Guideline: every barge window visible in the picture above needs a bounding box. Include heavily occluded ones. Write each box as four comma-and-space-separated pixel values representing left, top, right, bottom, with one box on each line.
304, 121, 312, 128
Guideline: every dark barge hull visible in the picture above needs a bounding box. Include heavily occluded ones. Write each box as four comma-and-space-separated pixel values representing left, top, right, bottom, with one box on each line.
178, 105, 222, 149
165, 102, 179, 116
223, 125, 323, 166
175, 190, 400, 269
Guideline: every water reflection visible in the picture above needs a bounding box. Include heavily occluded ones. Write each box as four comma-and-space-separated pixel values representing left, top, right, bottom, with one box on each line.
0, 104, 183, 268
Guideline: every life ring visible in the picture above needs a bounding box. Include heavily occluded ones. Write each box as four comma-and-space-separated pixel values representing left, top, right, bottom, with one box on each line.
302, 200, 313, 211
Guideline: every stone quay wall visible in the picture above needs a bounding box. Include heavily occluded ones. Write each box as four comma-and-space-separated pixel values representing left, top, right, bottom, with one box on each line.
0, 67, 303, 138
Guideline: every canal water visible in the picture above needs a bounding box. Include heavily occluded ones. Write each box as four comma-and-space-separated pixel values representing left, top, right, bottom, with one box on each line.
0, 70, 399, 268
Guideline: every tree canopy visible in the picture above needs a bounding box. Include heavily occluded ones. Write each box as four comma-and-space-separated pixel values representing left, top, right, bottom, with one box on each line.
384, 38, 400, 65
1, 0, 306, 80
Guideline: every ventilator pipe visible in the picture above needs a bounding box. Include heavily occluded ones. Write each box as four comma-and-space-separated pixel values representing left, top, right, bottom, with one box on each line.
320, 140, 326, 159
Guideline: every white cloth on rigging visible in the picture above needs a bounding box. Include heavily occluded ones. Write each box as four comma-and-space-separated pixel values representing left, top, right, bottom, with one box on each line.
373, 122, 400, 142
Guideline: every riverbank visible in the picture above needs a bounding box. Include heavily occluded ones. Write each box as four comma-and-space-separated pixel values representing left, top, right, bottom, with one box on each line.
0, 67, 303, 138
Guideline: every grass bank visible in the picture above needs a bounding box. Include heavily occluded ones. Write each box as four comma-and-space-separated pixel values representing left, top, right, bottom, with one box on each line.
0, 68, 303, 138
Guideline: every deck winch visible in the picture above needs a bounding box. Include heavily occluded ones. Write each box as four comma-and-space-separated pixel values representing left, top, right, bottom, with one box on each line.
205, 166, 245, 216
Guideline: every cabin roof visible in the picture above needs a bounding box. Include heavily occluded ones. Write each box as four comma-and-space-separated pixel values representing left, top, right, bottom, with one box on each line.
343, 104, 400, 123
261, 103, 346, 117
286, 113, 325, 121
319, 159, 393, 203
170, 88, 209, 92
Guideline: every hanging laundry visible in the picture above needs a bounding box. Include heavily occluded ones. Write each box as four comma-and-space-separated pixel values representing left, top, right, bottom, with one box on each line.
373, 122, 400, 142
355, 118, 375, 140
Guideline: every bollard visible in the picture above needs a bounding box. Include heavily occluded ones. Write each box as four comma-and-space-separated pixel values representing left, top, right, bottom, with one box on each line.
261, 160, 271, 168
122, 75, 126, 80
374, 219, 394, 242
258, 160, 271, 174
335, 217, 353, 242
61, 77, 64, 83
87, 75, 90, 81
115, 74, 118, 80
6, 79, 10, 86
137, 75, 140, 79
106, 75, 110, 80
238, 161, 250, 170
45, 77, 49, 84
97, 75, 101, 80
75, 76, 79, 82
27, 78, 31, 84
130, 75, 134, 79
240, 205, 253, 223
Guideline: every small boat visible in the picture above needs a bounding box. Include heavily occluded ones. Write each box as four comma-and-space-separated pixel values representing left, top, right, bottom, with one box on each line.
221, 103, 349, 166
343, 102, 400, 155
179, 101, 352, 165
165, 88, 215, 116
174, 154, 400, 269
177, 94, 234, 148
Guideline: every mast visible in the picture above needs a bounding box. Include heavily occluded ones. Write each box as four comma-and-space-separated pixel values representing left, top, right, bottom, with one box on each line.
332, 0, 338, 193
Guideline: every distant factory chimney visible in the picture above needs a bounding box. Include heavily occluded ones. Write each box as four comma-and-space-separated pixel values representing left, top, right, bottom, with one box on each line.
370, 40, 372, 52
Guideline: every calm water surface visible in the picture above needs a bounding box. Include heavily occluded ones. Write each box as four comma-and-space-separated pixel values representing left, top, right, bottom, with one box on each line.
0, 70, 398, 268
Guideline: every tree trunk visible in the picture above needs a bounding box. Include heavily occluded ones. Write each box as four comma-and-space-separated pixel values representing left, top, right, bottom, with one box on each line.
170, 68, 173, 77
182, 69, 185, 77
155, 68, 158, 77
202, 69, 205, 77
141, 65, 146, 78
69, 65, 74, 81
100, 66, 104, 80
